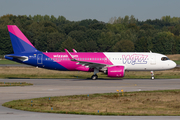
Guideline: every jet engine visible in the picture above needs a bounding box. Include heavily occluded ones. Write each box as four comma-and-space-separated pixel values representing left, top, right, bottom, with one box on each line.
106, 66, 125, 77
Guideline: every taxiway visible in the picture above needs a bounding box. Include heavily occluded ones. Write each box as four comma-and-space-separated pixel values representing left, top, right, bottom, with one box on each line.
0, 78, 180, 120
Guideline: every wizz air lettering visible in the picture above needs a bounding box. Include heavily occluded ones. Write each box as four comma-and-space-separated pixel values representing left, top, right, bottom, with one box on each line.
122, 54, 148, 65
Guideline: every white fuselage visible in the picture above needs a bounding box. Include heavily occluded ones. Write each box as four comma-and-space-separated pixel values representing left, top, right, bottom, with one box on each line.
103, 52, 176, 71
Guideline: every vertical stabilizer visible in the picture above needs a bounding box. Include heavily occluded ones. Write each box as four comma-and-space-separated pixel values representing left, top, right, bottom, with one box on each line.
7, 25, 38, 54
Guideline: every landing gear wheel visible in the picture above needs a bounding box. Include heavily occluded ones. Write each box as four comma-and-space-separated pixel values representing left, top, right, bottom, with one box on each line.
151, 76, 155, 80
151, 71, 154, 80
91, 74, 98, 80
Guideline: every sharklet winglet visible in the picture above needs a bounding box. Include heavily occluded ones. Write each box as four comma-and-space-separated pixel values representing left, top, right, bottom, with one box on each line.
65, 49, 76, 61
72, 49, 77, 53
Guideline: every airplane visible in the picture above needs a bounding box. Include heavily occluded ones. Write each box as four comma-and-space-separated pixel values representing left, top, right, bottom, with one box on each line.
4, 25, 176, 80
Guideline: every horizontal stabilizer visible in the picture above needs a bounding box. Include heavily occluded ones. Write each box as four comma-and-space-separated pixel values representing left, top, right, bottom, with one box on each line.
65, 49, 75, 60
5, 55, 28, 61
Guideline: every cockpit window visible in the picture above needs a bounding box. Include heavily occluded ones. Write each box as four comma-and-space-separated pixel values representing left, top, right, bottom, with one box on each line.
161, 57, 170, 61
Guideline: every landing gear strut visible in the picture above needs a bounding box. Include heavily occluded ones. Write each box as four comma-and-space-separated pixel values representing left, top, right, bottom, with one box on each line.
91, 68, 99, 80
151, 71, 154, 80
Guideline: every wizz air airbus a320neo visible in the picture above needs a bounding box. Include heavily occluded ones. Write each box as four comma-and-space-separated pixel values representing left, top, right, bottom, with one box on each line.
5, 25, 176, 80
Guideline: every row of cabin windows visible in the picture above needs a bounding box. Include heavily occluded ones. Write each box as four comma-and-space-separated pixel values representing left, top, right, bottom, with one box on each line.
112, 58, 149, 60
45, 58, 148, 61
45, 58, 107, 61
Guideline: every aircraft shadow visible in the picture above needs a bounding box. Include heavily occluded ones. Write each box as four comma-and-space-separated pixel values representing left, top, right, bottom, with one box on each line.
7, 77, 31, 79
5, 77, 124, 81
72, 78, 124, 81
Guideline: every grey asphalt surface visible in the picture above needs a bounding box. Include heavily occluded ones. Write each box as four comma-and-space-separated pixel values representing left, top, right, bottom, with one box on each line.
1, 78, 180, 120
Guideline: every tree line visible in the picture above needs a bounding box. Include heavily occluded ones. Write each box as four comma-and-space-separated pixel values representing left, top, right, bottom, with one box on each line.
0, 14, 180, 55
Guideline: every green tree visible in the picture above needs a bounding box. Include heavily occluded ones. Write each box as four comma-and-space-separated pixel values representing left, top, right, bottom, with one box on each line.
68, 30, 86, 42
113, 40, 134, 52
60, 37, 77, 52
0, 28, 13, 54
124, 15, 129, 24
152, 32, 174, 54
135, 37, 148, 52
47, 32, 66, 52
97, 32, 116, 52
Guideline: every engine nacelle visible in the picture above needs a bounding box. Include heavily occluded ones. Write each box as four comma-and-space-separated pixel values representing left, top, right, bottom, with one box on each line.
107, 66, 125, 77
76, 66, 93, 72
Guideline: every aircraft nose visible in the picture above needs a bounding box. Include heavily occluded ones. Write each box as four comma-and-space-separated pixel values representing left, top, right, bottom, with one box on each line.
171, 61, 177, 68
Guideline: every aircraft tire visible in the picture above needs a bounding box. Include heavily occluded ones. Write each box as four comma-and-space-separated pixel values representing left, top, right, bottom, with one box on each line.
151, 76, 155, 80
91, 75, 98, 80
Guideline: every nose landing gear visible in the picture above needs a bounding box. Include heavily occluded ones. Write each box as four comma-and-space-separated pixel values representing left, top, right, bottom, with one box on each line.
151, 71, 154, 80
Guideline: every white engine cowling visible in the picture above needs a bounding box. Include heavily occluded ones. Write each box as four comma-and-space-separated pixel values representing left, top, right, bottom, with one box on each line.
106, 66, 125, 77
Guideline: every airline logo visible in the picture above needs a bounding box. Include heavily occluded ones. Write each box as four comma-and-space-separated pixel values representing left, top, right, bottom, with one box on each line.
122, 54, 148, 65
53, 55, 78, 58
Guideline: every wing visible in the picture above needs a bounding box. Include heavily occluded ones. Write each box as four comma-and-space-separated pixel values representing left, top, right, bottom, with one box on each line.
65, 49, 109, 69
75, 60, 107, 69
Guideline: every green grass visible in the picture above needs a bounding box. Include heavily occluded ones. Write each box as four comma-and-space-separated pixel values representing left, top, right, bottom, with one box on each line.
0, 60, 20, 64
174, 60, 180, 65
3, 89, 180, 116
0, 67, 180, 79
0, 82, 33, 87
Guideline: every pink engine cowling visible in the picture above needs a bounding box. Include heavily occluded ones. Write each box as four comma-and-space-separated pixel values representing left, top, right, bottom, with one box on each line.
76, 66, 94, 72
107, 66, 125, 77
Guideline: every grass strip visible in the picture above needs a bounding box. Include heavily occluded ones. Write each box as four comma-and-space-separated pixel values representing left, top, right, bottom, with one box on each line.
0, 67, 180, 79
0, 60, 21, 64
2, 89, 180, 116
174, 60, 180, 65
0, 82, 33, 87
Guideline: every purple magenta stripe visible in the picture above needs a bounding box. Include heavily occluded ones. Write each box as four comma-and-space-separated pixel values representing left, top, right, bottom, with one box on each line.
7, 25, 35, 47
43, 52, 113, 71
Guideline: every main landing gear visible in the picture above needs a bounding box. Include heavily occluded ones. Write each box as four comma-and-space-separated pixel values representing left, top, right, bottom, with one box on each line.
151, 71, 154, 80
91, 68, 99, 80
91, 74, 98, 80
